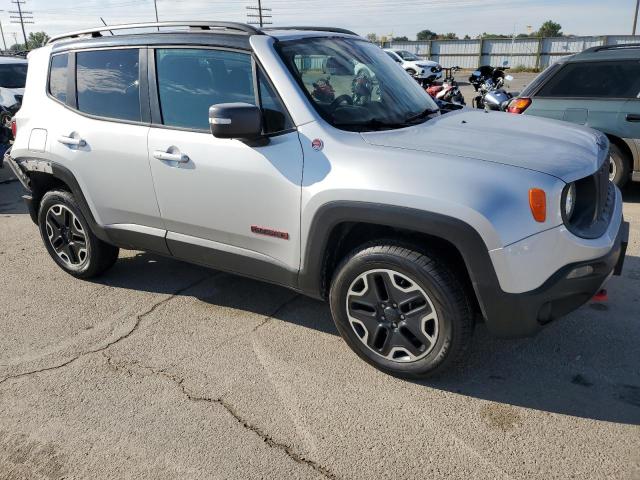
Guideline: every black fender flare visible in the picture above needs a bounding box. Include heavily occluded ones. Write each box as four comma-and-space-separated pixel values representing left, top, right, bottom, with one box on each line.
296, 201, 499, 314
15, 157, 112, 244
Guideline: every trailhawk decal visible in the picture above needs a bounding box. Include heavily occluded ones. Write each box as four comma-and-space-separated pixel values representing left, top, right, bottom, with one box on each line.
251, 225, 290, 240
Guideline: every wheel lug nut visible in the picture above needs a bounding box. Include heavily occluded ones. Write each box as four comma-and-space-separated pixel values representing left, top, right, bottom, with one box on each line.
400, 315, 405, 320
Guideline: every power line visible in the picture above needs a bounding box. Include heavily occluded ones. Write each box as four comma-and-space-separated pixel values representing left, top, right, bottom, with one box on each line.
9, 0, 33, 49
246, 0, 271, 28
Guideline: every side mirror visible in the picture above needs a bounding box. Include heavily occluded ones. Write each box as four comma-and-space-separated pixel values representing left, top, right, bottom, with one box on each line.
209, 103, 262, 140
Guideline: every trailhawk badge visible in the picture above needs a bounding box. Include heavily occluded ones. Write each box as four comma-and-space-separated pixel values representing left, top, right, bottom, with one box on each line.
311, 138, 324, 151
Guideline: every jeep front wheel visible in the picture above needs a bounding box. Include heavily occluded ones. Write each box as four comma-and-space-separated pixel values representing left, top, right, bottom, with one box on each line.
38, 190, 119, 278
329, 243, 474, 378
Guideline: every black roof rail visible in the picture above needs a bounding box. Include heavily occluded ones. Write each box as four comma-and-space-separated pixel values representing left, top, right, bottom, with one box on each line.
48, 21, 263, 44
583, 43, 640, 53
263, 26, 358, 36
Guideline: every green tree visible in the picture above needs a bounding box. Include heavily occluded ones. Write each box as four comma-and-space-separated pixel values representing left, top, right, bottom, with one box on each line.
477, 32, 511, 39
365, 33, 379, 43
392, 36, 409, 42
27, 31, 50, 49
438, 32, 458, 40
416, 29, 437, 41
8, 32, 50, 52
536, 20, 562, 38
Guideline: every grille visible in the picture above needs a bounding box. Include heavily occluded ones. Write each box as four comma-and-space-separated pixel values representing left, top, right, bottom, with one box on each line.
594, 157, 612, 222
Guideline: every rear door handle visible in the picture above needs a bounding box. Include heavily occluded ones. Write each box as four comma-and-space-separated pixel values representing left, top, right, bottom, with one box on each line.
58, 135, 86, 147
153, 150, 189, 163
626, 114, 640, 122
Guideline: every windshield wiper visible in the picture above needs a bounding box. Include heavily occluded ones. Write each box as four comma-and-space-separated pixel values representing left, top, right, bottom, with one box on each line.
404, 108, 440, 124
334, 118, 409, 131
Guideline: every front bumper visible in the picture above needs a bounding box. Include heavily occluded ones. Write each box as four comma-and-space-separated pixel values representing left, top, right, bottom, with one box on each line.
482, 220, 629, 337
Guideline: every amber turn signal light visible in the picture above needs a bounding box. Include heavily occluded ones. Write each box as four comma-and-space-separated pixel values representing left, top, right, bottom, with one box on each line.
529, 188, 546, 222
507, 97, 532, 114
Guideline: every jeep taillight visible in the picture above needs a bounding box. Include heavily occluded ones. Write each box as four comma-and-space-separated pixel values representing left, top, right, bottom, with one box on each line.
507, 97, 532, 114
10, 119, 16, 138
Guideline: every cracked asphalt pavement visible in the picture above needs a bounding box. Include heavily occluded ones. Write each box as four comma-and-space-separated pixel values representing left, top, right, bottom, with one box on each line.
1, 179, 639, 479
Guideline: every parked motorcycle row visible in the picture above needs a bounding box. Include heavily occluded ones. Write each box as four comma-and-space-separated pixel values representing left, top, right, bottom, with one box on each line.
408, 60, 517, 113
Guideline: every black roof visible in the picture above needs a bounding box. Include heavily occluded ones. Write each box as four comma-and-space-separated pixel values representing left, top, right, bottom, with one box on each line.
49, 21, 358, 53
570, 43, 640, 62
52, 32, 254, 53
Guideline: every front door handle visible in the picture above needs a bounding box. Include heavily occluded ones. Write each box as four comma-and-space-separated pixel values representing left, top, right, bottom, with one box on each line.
153, 150, 189, 163
626, 114, 640, 122
58, 135, 86, 147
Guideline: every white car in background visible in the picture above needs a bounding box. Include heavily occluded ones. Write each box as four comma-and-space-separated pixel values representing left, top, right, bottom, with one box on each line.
384, 48, 442, 82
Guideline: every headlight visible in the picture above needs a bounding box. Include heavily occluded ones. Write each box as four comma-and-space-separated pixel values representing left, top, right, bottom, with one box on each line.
564, 182, 576, 220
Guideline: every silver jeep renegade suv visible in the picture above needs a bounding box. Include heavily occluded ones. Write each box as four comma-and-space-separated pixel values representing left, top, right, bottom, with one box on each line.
3, 22, 629, 378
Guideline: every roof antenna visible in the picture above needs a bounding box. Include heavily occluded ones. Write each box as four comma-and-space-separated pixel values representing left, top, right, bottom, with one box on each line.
100, 17, 114, 36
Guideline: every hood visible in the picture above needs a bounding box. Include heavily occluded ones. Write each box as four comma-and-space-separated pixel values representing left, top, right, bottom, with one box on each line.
415, 61, 437, 68
360, 109, 607, 183
0, 87, 24, 108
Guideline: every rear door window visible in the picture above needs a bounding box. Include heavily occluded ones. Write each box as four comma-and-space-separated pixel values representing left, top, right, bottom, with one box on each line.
155, 48, 255, 130
537, 60, 640, 99
49, 54, 68, 102
76, 49, 141, 121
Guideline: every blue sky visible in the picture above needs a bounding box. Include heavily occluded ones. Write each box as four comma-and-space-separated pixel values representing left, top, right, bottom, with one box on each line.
3, 0, 636, 44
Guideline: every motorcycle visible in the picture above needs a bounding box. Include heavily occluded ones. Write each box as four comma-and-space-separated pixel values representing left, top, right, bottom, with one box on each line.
426, 66, 465, 106
469, 64, 514, 111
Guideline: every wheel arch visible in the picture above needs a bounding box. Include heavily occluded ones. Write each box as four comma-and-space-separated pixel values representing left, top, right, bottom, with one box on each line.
12, 156, 110, 243
297, 202, 498, 320
605, 134, 636, 170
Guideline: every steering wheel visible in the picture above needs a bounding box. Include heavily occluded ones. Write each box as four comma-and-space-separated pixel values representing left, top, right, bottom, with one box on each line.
329, 94, 353, 110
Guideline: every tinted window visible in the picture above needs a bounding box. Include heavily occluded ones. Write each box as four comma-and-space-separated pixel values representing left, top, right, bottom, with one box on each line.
520, 62, 561, 97
385, 51, 401, 62
398, 51, 418, 61
0, 63, 27, 89
49, 54, 67, 102
76, 49, 140, 121
258, 69, 292, 133
156, 48, 254, 130
537, 60, 640, 99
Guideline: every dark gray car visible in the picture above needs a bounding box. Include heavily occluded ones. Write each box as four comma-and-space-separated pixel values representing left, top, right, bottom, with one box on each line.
508, 44, 640, 187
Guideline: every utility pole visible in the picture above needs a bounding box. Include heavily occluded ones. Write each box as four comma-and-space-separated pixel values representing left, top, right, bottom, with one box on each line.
634, 0, 640, 35
246, 0, 272, 28
9, 0, 33, 50
0, 11, 7, 53
153, 0, 159, 31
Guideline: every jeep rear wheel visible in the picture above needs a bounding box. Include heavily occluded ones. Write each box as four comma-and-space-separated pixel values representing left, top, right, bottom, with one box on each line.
329, 243, 474, 378
38, 190, 119, 278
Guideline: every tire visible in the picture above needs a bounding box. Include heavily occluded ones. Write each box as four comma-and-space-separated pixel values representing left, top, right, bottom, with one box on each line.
38, 190, 119, 279
329, 242, 474, 379
406, 68, 417, 77
609, 143, 630, 188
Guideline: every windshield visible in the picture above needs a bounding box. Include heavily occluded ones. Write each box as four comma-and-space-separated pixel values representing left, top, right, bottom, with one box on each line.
397, 51, 419, 61
277, 37, 438, 131
0, 63, 27, 89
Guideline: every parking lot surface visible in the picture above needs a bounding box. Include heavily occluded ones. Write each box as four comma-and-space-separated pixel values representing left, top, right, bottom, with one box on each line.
0, 177, 639, 479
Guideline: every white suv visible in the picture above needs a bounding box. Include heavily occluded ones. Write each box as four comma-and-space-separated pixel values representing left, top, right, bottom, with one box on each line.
3, 22, 629, 378
384, 48, 442, 81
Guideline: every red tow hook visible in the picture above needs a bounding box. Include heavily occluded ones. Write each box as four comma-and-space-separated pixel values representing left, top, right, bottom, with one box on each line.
592, 289, 608, 302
